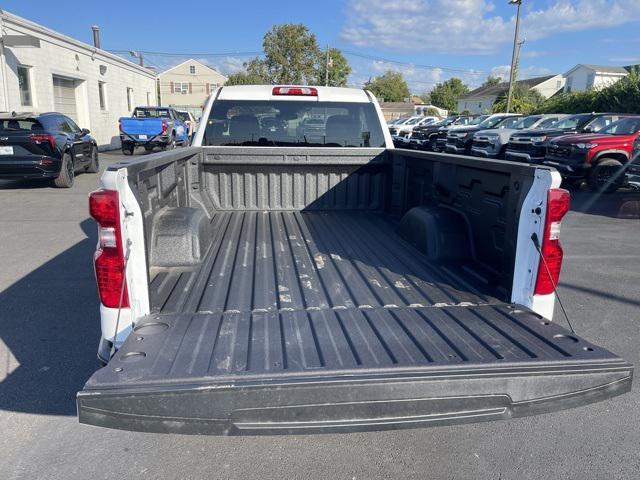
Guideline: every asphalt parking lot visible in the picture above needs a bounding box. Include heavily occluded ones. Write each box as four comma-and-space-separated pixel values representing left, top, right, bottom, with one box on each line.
0, 151, 639, 479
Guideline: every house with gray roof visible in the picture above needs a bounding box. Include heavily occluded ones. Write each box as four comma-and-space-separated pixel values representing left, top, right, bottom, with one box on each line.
456, 74, 564, 114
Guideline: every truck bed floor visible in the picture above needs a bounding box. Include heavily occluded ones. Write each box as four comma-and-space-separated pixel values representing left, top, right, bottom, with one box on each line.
150, 211, 500, 315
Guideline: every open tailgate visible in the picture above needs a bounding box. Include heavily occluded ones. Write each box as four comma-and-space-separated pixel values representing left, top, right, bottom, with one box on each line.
77, 305, 632, 435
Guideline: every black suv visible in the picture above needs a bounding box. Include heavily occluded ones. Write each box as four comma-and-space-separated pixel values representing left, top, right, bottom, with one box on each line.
409, 115, 475, 151
0, 112, 98, 187
505, 113, 625, 164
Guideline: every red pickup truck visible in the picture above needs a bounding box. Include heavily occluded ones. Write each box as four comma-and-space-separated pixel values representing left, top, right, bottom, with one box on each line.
544, 116, 640, 192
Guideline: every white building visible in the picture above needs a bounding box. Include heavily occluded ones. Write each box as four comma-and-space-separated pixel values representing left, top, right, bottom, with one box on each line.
0, 10, 157, 149
456, 75, 565, 114
563, 64, 628, 93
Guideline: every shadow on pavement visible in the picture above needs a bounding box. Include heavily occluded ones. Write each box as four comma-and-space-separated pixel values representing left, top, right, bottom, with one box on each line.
568, 187, 640, 219
0, 219, 100, 416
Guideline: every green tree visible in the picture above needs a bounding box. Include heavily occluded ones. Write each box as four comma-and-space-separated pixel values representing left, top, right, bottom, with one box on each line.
315, 48, 351, 87
262, 24, 321, 84
493, 85, 545, 114
482, 75, 502, 87
225, 58, 270, 85
364, 70, 410, 102
429, 78, 470, 111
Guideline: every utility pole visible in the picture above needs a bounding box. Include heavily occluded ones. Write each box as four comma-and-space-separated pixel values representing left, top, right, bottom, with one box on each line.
325, 45, 330, 86
506, 0, 522, 113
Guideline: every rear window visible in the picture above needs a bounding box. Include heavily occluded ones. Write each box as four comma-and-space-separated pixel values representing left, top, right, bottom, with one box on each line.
203, 100, 386, 148
0, 119, 43, 131
133, 108, 170, 118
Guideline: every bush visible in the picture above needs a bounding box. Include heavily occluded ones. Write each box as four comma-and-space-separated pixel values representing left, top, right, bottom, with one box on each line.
537, 71, 640, 114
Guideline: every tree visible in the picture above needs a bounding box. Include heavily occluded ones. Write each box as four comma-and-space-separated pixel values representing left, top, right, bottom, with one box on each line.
482, 75, 502, 87
492, 85, 545, 114
262, 24, 321, 84
315, 48, 351, 87
429, 78, 470, 111
425, 107, 440, 116
364, 71, 410, 102
225, 58, 270, 85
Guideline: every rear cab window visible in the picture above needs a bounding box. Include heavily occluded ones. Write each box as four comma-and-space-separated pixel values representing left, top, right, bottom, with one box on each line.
133, 108, 171, 119
203, 100, 386, 148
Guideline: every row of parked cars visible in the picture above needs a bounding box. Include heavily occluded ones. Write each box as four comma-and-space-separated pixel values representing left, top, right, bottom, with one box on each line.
390, 112, 640, 193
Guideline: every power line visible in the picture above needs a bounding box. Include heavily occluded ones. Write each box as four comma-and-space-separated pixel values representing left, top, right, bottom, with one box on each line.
107, 49, 262, 58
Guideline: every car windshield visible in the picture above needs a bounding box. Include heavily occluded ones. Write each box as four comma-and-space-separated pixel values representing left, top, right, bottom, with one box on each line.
404, 117, 422, 125
177, 112, 190, 122
535, 117, 561, 129
600, 117, 640, 135
0, 119, 43, 131
512, 116, 541, 129
495, 117, 524, 129
478, 116, 508, 129
553, 114, 591, 130
203, 100, 386, 147
133, 108, 171, 118
470, 115, 489, 125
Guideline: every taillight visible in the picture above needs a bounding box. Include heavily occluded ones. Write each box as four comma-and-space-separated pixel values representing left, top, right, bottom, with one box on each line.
272, 86, 318, 96
31, 134, 56, 149
161, 119, 168, 133
534, 188, 570, 295
89, 189, 129, 308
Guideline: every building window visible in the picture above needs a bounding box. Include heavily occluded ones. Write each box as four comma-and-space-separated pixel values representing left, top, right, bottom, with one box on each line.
586, 73, 595, 89
556, 79, 562, 89
126, 88, 133, 112
174, 82, 189, 94
18, 65, 33, 106
98, 81, 107, 110
566, 76, 573, 93
189, 65, 196, 74
209, 83, 219, 91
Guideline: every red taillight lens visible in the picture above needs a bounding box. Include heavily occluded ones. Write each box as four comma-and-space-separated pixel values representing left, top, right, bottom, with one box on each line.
272, 86, 318, 96
89, 189, 129, 308
162, 119, 168, 133
534, 188, 570, 295
31, 134, 56, 149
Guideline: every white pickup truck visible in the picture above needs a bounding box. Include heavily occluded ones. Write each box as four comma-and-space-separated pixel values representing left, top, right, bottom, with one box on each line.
77, 85, 632, 435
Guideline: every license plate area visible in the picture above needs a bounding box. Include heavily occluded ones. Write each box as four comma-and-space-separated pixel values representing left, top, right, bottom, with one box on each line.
138, 134, 148, 140
0, 146, 14, 155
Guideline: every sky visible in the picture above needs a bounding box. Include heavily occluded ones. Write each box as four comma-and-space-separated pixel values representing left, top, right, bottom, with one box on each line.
3, 0, 640, 93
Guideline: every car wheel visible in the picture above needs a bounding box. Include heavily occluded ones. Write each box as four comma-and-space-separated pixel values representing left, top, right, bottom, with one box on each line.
85, 147, 99, 173
144, 145, 154, 152
587, 158, 625, 193
122, 145, 134, 156
53, 152, 74, 188
165, 136, 176, 150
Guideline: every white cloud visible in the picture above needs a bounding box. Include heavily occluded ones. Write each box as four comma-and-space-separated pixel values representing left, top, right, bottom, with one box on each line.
490, 65, 512, 81
340, 0, 640, 55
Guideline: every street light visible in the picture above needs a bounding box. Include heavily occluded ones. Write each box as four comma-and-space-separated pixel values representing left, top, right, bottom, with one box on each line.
129, 50, 144, 67
506, 0, 522, 113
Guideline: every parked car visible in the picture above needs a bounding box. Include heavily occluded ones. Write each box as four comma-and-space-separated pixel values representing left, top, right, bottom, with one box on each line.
544, 115, 640, 192
409, 115, 476, 151
471, 114, 565, 159
434, 115, 489, 152
296, 116, 326, 139
0, 112, 98, 188
445, 114, 522, 155
119, 106, 188, 155
505, 113, 626, 164
176, 110, 198, 142
388, 115, 431, 137
625, 137, 640, 186
392, 116, 440, 147
78, 85, 632, 436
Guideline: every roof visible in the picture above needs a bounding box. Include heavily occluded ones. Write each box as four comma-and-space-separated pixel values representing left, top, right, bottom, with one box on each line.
217, 85, 372, 103
158, 58, 227, 78
0, 111, 56, 119
566, 64, 629, 75
458, 75, 557, 100
1, 11, 155, 78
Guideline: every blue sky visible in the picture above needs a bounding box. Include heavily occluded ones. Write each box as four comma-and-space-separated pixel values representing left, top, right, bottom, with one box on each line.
3, 0, 640, 93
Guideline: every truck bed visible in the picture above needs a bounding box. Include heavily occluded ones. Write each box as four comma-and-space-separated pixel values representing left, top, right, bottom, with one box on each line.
150, 210, 499, 315
79, 208, 632, 435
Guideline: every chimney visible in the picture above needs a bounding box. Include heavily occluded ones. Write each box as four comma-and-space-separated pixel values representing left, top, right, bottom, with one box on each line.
91, 25, 101, 49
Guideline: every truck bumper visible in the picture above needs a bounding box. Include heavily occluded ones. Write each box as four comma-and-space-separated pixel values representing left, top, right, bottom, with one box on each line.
0, 157, 61, 178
